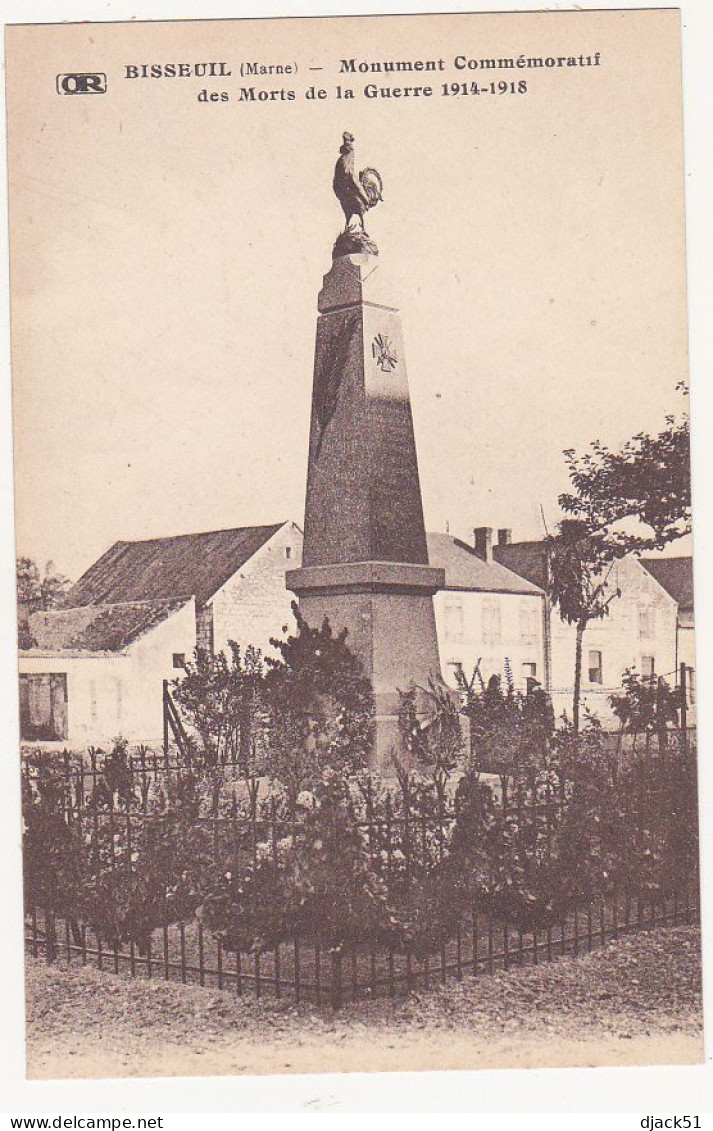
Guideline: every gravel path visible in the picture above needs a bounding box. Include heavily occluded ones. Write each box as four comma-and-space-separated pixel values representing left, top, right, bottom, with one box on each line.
25, 925, 703, 1079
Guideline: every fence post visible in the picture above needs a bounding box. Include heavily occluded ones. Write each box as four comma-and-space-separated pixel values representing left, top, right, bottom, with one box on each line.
330, 947, 343, 1010
679, 662, 688, 753
162, 680, 170, 760
45, 911, 58, 964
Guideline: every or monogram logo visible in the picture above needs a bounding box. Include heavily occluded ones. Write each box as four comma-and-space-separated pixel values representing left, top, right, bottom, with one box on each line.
56, 73, 107, 95
372, 333, 398, 373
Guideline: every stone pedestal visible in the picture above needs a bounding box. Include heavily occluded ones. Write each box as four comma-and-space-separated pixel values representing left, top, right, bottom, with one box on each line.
287, 253, 445, 768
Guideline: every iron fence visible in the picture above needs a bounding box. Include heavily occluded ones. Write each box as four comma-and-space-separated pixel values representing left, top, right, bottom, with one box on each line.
22, 740, 700, 1008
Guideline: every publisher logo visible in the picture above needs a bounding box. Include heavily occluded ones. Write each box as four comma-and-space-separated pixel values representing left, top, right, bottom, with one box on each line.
56, 73, 107, 95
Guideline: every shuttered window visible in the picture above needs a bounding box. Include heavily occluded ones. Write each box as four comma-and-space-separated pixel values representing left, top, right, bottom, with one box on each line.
19, 673, 68, 741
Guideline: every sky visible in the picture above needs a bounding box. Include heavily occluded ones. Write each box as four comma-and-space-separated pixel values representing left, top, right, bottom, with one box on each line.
6, 8, 689, 581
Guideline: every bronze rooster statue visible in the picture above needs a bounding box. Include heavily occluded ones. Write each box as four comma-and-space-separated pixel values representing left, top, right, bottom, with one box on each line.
332, 132, 383, 257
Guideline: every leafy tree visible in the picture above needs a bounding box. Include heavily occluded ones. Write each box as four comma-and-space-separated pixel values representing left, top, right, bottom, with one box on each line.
17, 557, 70, 647
551, 391, 692, 731
546, 519, 622, 733
558, 388, 691, 552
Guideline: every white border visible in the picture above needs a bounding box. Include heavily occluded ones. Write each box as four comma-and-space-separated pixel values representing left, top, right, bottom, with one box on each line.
1, 0, 711, 1116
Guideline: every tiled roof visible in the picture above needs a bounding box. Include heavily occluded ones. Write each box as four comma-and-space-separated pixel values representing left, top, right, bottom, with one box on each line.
427, 533, 544, 595
641, 557, 694, 612
25, 600, 189, 653
65, 523, 286, 609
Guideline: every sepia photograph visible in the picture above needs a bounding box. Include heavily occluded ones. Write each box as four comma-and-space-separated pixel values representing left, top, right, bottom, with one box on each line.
3, 3, 704, 1090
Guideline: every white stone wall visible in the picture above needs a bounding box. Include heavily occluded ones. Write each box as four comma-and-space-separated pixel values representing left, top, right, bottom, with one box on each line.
127, 600, 197, 742
434, 589, 546, 694
211, 522, 304, 660
548, 557, 679, 727
18, 599, 197, 749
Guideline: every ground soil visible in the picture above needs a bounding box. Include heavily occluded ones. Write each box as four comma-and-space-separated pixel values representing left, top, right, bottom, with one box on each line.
25, 925, 703, 1079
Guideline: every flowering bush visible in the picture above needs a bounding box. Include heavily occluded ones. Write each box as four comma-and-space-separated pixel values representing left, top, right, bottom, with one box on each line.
23, 742, 217, 953
22, 695, 698, 968
75, 771, 215, 953
201, 767, 402, 954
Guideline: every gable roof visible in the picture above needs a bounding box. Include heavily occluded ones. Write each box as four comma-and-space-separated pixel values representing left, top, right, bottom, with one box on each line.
65, 523, 286, 609
641, 557, 694, 613
25, 599, 189, 654
427, 533, 544, 595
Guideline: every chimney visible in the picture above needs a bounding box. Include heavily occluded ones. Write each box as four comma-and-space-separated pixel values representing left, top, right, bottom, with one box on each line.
473, 526, 493, 563
497, 528, 512, 546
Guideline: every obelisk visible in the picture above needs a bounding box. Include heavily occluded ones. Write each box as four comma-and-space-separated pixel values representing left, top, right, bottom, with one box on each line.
287, 134, 445, 767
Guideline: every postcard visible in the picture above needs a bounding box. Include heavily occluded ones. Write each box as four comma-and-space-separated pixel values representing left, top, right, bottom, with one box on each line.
5, 7, 700, 1080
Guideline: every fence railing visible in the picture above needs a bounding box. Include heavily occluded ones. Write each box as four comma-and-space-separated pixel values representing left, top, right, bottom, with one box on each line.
27, 886, 699, 1008
22, 739, 700, 1008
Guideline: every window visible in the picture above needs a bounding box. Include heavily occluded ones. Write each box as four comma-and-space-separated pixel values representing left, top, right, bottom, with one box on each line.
523, 662, 537, 683
482, 598, 502, 644
588, 650, 603, 684
447, 660, 464, 686
519, 603, 538, 645
638, 605, 656, 640
285, 546, 292, 560
172, 653, 186, 669
641, 655, 656, 681
19, 673, 68, 741
444, 598, 463, 642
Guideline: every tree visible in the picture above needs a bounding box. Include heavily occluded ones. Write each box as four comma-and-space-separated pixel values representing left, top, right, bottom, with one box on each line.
16, 557, 71, 647
558, 389, 691, 552
17, 557, 70, 611
551, 390, 692, 731
546, 519, 622, 734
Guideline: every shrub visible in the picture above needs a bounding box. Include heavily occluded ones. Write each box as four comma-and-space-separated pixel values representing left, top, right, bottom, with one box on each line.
458, 672, 554, 797
75, 770, 216, 953
261, 607, 375, 805
609, 668, 680, 749
200, 766, 398, 954
172, 643, 266, 768
22, 751, 83, 931
449, 718, 624, 931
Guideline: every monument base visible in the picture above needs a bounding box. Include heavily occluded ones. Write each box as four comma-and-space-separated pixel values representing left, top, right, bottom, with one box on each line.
287, 561, 446, 770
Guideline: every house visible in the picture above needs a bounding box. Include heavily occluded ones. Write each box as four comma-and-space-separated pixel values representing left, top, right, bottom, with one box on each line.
427, 528, 547, 694
641, 556, 696, 708
492, 534, 681, 726
19, 514, 689, 748
18, 521, 303, 748
19, 599, 197, 748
